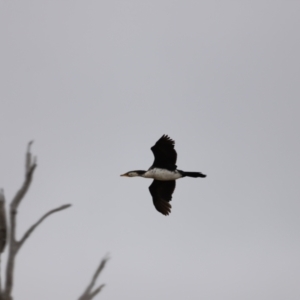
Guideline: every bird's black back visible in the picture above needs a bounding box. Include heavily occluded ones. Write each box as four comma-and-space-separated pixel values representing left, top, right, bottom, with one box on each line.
150, 134, 177, 171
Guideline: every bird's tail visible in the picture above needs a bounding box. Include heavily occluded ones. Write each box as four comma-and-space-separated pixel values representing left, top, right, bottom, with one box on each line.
181, 171, 206, 178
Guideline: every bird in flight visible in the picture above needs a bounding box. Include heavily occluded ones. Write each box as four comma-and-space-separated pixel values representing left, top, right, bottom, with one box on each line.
121, 135, 206, 216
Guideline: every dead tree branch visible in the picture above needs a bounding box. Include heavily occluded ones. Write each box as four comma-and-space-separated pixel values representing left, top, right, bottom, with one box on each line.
2, 142, 71, 300
10, 141, 36, 210
17, 204, 71, 252
0, 142, 108, 300
78, 256, 109, 300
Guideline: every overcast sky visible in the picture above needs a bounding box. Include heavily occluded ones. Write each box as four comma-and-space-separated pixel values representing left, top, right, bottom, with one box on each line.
1, 1, 300, 299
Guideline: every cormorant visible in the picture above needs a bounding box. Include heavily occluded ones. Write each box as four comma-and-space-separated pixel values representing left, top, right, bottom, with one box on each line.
121, 135, 206, 216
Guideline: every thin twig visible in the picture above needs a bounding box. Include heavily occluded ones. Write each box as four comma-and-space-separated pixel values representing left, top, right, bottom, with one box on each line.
17, 204, 71, 252
25, 141, 33, 174
78, 256, 109, 300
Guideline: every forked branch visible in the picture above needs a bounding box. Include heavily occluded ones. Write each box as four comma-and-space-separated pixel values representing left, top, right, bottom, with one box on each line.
78, 256, 109, 300
0, 142, 108, 300
3, 142, 71, 300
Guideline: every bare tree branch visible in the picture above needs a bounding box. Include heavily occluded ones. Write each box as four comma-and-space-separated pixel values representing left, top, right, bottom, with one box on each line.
25, 141, 33, 174
11, 144, 36, 210
87, 284, 105, 300
4, 142, 37, 298
1, 142, 109, 300
78, 256, 109, 300
17, 204, 71, 252
2, 142, 71, 300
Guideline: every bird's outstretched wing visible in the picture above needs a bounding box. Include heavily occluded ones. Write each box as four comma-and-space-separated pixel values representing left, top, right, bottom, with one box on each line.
150, 134, 177, 170
149, 180, 176, 216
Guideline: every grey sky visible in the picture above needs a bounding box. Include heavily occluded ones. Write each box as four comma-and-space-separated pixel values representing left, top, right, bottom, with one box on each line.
1, 1, 300, 299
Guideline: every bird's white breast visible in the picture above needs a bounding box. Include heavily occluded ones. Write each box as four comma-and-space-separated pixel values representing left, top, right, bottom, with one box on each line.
143, 168, 182, 181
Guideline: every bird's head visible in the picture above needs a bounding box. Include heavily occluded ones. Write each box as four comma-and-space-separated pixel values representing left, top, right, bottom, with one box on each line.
120, 170, 146, 177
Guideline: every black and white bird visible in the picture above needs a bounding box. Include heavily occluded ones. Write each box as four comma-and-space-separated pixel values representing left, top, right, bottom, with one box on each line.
121, 135, 206, 216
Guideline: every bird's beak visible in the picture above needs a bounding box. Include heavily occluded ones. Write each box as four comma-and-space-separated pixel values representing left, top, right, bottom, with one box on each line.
120, 173, 128, 177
